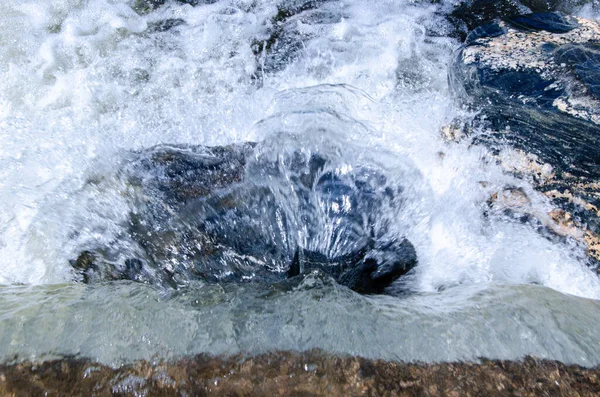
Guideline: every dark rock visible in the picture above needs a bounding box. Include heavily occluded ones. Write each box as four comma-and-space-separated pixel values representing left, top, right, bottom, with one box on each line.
506, 11, 579, 32
367, 239, 418, 291
450, 13, 600, 178
449, 12, 600, 262
125, 143, 252, 208
70, 251, 98, 284
147, 18, 186, 33
134, 0, 215, 14
446, 0, 596, 41
124, 258, 144, 281
70, 251, 96, 272
252, 0, 341, 76
134, 0, 166, 14
554, 42, 600, 99
274, 0, 330, 21
448, 0, 527, 40
290, 238, 417, 294
72, 142, 416, 294
465, 21, 507, 44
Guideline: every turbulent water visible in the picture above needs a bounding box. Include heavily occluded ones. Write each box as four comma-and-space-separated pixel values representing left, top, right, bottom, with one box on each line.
1, 0, 600, 366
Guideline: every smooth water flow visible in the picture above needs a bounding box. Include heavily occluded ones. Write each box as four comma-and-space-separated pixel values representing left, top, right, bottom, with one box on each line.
1, 0, 600, 366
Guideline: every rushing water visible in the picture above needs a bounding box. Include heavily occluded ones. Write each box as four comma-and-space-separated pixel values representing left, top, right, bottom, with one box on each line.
1, 0, 600, 366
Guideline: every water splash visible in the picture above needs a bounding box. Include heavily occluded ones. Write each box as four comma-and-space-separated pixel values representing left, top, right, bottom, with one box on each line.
0, 0, 600, 364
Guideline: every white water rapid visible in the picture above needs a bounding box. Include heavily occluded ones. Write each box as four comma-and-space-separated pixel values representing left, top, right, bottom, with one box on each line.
1, 0, 600, 366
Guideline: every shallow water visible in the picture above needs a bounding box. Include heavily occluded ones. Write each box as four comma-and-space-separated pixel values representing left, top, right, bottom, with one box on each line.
2, 281, 600, 367
1, 0, 600, 366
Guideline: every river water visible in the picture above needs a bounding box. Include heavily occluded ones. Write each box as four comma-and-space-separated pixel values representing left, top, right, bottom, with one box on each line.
1, 0, 600, 366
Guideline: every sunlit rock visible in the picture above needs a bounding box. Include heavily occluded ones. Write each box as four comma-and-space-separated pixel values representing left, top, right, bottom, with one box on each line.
450, 11, 600, 263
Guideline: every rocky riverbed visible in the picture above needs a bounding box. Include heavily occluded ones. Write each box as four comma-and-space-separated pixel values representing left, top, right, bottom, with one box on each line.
2, 351, 600, 396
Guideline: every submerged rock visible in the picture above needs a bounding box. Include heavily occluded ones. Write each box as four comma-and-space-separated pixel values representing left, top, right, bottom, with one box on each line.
147, 18, 186, 33
252, 0, 341, 76
2, 352, 600, 396
450, 12, 600, 264
485, 185, 591, 248
133, 0, 213, 14
290, 239, 417, 294
71, 142, 417, 294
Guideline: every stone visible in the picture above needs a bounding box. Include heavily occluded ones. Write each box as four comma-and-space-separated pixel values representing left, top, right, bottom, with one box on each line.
446, 0, 597, 41
447, 0, 527, 40
252, 0, 341, 77
290, 238, 417, 294
450, 12, 600, 264
2, 352, 600, 396
71, 142, 417, 294
133, 0, 213, 14
147, 19, 186, 33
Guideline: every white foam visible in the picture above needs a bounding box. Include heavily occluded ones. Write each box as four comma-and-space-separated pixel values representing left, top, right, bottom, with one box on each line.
0, 0, 599, 301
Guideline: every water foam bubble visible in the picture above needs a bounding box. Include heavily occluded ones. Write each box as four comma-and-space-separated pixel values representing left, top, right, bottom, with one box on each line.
0, 0, 598, 301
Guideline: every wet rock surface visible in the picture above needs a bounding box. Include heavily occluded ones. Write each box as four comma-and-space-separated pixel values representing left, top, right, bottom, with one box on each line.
252, 0, 342, 76
450, 12, 600, 264
2, 351, 600, 396
450, 12, 600, 171
134, 0, 213, 14
71, 142, 416, 294
446, 0, 598, 40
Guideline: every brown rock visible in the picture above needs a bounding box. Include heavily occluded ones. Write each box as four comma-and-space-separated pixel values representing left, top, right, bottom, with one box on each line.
1, 351, 600, 396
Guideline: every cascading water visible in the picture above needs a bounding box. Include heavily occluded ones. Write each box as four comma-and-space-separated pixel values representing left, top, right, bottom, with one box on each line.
2, 0, 600, 366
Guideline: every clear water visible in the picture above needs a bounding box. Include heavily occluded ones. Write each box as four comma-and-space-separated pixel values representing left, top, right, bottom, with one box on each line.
1, 0, 600, 366
2, 282, 600, 366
